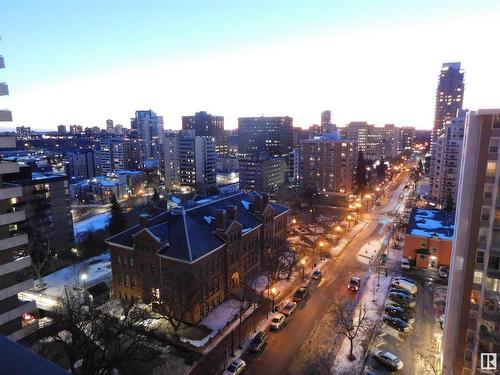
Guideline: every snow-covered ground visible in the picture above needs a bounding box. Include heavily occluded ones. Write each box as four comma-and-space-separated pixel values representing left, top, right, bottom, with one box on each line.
19, 252, 112, 310
331, 273, 392, 374
180, 299, 250, 348
250, 274, 297, 299
74, 211, 111, 239
330, 221, 367, 257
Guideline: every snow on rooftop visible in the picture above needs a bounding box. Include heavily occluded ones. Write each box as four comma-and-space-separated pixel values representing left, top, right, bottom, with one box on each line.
408, 209, 454, 240
170, 196, 181, 204
20, 252, 112, 310
203, 215, 216, 224
241, 200, 251, 210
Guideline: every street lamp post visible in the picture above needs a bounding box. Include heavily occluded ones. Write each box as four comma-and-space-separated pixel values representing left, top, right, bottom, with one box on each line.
364, 194, 372, 211
319, 241, 324, 261
271, 287, 276, 312
301, 259, 306, 280
347, 215, 352, 231
81, 273, 88, 291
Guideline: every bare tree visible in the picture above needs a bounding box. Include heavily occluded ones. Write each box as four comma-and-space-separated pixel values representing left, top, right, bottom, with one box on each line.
330, 299, 372, 361
38, 288, 158, 374
415, 352, 441, 375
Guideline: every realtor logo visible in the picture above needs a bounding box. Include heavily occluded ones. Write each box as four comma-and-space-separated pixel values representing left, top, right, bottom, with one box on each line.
481, 353, 497, 370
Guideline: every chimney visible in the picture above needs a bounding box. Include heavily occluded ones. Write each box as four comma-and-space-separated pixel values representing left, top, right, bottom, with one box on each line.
227, 205, 237, 221
215, 209, 227, 231
254, 195, 263, 212
139, 213, 151, 228
262, 193, 270, 207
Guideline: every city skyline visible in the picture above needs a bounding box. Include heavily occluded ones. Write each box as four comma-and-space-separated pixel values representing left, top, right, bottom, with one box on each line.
1, 0, 500, 130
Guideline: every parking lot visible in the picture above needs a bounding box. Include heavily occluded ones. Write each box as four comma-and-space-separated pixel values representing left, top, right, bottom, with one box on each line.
366, 257, 448, 374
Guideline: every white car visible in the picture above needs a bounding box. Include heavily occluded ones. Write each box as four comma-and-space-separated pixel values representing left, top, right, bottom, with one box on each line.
270, 312, 286, 330
400, 258, 410, 270
281, 301, 297, 316
373, 350, 404, 371
438, 266, 448, 278
223, 359, 246, 375
391, 279, 417, 295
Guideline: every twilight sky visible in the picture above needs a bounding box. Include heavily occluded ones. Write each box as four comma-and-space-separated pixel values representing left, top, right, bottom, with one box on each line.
1, 0, 499, 131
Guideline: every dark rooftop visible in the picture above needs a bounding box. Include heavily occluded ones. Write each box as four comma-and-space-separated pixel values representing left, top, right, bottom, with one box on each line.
107, 192, 289, 262
406, 208, 455, 241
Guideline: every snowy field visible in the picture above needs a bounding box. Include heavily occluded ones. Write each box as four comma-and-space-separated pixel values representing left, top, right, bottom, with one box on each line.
74, 211, 111, 240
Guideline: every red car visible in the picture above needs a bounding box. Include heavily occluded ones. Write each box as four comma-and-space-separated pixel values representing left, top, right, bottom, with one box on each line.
348, 276, 361, 291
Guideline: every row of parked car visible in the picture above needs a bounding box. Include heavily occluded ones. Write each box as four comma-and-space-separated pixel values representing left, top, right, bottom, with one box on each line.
370, 276, 419, 372
224, 278, 320, 374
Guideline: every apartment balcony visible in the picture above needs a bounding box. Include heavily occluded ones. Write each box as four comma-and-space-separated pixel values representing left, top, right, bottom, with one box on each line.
7, 320, 39, 342
0, 256, 31, 277
0, 137, 15, 149
0, 233, 29, 252
0, 300, 36, 326
0, 110, 13, 122
0, 209, 25, 227
0, 162, 20, 176
0, 83, 8, 96
0, 183, 23, 200
0, 279, 34, 301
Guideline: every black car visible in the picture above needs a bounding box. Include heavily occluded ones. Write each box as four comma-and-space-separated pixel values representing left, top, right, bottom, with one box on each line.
389, 292, 416, 308
248, 331, 267, 352
384, 305, 413, 323
383, 315, 410, 332
389, 288, 412, 297
293, 286, 309, 302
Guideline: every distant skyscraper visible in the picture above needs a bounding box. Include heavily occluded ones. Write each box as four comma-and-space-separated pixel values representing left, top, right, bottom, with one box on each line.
342, 122, 399, 161
442, 109, 500, 374
132, 110, 162, 161
106, 119, 114, 133
57, 124, 67, 134
69, 125, 83, 134
429, 111, 465, 206
100, 139, 125, 173
239, 154, 285, 193
164, 129, 216, 194
65, 149, 99, 182
433, 62, 465, 143
238, 116, 293, 158
182, 111, 225, 154
15, 126, 32, 141
320, 110, 335, 134
300, 135, 356, 193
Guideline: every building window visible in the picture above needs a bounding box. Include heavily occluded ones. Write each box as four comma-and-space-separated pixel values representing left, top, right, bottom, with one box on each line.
489, 139, 499, 153
481, 207, 490, 221
430, 248, 437, 254
131, 276, 136, 288
470, 290, 480, 304
420, 241, 427, 247
117, 255, 121, 265
140, 263, 144, 272
118, 274, 124, 285
473, 270, 483, 284
125, 275, 130, 287
129, 257, 134, 267
489, 255, 500, 270
486, 161, 496, 177
476, 250, 484, 264
484, 184, 493, 199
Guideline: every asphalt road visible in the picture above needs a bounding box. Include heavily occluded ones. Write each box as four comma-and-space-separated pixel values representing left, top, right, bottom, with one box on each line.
242, 173, 410, 375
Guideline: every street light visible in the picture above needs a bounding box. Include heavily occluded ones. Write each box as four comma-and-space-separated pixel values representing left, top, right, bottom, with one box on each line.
292, 218, 297, 225
319, 241, 325, 260
301, 258, 306, 280
81, 273, 88, 291
347, 215, 352, 231
271, 287, 277, 312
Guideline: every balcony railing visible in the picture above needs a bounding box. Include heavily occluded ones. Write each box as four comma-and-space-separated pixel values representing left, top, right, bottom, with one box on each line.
0, 233, 29, 252
7, 320, 39, 342
0, 110, 13, 122
0, 183, 22, 201
0, 209, 26, 227
0, 256, 31, 277
0, 279, 34, 301
0, 162, 19, 175
0, 300, 36, 326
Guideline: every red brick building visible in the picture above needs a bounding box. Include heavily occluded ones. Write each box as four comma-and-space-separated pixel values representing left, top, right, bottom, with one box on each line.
107, 192, 289, 324
404, 208, 454, 269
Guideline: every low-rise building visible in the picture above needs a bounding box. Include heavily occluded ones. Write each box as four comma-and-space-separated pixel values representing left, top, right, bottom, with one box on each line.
404, 208, 454, 268
107, 192, 289, 324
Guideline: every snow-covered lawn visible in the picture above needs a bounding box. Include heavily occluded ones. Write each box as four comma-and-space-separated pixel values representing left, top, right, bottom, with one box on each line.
249, 274, 297, 298
74, 211, 111, 239
332, 274, 392, 374
180, 299, 250, 348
